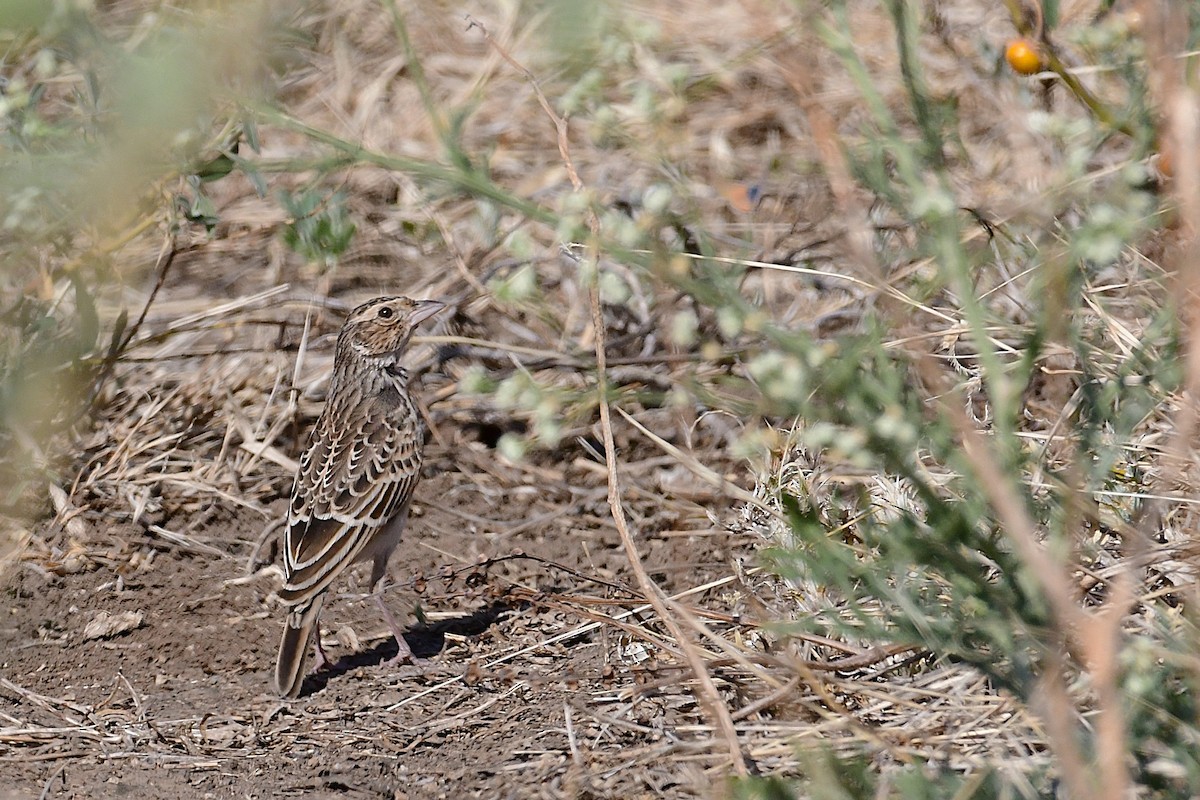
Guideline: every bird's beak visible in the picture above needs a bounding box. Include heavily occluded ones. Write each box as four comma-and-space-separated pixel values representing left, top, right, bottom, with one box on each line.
410, 299, 447, 327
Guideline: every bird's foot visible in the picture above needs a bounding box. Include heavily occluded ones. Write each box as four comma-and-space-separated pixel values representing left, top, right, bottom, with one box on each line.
384, 634, 429, 668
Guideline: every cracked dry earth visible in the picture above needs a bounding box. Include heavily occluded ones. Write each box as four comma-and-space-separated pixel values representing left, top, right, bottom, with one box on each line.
1, 445, 746, 799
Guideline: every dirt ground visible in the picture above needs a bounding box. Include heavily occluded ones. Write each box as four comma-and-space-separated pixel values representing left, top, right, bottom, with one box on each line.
0, 217, 762, 796
3, 429, 750, 799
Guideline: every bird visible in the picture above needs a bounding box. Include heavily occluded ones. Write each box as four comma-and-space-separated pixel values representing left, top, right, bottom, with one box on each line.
274, 295, 446, 698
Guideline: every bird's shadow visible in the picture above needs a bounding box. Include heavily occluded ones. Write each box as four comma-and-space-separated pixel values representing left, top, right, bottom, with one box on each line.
298, 601, 512, 697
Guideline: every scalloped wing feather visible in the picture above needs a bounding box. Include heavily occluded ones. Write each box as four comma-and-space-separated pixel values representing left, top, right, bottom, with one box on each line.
280, 392, 422, 605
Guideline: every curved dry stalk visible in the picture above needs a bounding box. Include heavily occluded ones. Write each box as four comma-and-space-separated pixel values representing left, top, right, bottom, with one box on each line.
468, 15, 751, 777
588, 276, 750, 778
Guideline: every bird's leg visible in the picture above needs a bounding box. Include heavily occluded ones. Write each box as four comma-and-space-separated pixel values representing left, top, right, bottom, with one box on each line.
370, 557, 421, 666
375, 590, 416, 666
312, 632, 334, 672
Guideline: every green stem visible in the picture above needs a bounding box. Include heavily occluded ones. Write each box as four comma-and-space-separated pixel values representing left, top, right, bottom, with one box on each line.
249, 104, 555, 225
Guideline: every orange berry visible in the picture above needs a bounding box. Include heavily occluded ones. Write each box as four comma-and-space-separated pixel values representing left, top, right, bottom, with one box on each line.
1005, 39, 1043, 75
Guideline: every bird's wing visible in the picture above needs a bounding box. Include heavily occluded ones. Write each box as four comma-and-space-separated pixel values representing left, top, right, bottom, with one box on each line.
279, 398, 422, 605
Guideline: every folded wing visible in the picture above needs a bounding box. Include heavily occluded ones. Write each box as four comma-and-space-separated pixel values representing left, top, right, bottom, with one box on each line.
279, 397, 421, 604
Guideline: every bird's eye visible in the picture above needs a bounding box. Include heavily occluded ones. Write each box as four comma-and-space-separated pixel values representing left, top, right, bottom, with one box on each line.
377, 306, 394, 319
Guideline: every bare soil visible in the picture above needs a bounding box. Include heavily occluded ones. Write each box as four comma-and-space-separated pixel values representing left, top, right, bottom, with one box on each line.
0, 220, 753, 796
3, 442, 745, 799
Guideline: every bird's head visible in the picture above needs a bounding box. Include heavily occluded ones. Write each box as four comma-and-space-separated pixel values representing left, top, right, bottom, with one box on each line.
338, 296, 446, 360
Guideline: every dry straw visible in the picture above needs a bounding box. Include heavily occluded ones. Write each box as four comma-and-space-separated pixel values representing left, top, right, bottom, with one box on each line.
2, 0, 1197, 797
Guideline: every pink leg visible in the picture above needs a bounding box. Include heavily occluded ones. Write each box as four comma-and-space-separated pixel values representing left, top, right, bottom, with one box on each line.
371, 556, 428, 668
312, 632, 334, 672
375, 593, 416, 665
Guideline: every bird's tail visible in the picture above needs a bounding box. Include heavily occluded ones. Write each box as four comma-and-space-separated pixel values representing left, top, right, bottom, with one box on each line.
275, 594, 324, 698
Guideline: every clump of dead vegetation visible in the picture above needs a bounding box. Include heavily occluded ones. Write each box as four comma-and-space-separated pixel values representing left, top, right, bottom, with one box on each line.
3, 0, 1200, 798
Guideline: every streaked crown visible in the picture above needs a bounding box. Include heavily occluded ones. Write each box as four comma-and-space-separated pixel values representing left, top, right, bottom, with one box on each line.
338, 296, 446, 359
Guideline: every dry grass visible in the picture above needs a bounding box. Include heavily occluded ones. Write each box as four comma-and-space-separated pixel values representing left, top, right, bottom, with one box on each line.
1, 0, 1198, 797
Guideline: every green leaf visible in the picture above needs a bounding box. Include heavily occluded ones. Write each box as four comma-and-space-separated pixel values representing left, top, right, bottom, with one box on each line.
194, 152, 236, 182
242, 119, 261, 153
69, 271, 99, 354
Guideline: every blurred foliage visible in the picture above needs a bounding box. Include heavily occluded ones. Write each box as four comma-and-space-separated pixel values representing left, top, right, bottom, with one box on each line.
730, 752, 1029, 800
724, 1, 1196, 798
278, 187, 357, 266
1122, 613, 1200, 794
0, 1, 278, 511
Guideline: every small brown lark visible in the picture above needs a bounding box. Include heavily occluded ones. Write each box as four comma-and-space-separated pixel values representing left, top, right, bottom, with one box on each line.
275, 295, 446, 698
